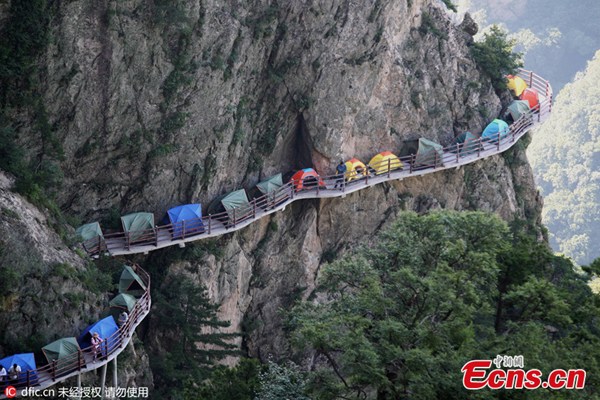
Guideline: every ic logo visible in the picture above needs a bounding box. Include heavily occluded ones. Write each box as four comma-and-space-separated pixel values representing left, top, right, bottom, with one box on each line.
4, 386, 17, 398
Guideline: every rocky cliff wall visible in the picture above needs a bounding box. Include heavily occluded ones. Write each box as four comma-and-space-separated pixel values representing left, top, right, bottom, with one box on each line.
1, 0, 542, 378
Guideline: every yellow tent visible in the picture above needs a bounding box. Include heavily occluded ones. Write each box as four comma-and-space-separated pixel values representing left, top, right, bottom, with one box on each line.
344, 158, 367, 181
368, 151, 403, 175
507, 75, 527, 96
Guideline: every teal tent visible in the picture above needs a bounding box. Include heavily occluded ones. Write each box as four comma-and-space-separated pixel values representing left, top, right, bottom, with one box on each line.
121, 212, 154, 242
415, 138, 444, 167
104, 293, 137, 321
76, 222, 103, 242
454, 132, 480, 156
482, 119, 509, 142
256, 173, 283, 196
209, 189, 251, 225
119, 265, 146, 297
42, 337, 83, 373
506, 100, 530, 122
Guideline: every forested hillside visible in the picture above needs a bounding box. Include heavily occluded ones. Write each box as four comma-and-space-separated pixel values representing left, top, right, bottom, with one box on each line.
528, 52, 600, 265
459, 0, 600, 91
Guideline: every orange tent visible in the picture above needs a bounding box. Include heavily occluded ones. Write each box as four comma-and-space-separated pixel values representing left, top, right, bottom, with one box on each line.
507, 75, 527, 97
519, 88, 539, 109
344, 158, 367, 181
290, 168, 326, 191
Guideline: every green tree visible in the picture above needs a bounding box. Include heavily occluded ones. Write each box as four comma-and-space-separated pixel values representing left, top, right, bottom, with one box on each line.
290, 211, 600, 399
193, 358, 261, 400
255, 360, 310, 400
471, 25, 523, 90
151, 277, 240, 399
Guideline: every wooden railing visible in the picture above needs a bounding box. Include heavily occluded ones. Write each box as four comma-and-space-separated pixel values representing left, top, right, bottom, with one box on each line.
0, 265, 151, 397
81, 68, 552, 257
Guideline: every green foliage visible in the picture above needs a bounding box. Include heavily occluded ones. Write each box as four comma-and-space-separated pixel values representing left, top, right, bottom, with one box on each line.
419, 12, 448, 39
194, 358, 261, 400
255, 360, 310, 400
151, 276, 240, 399
528, 51, 600, 265
289, 211, 600, 399
442, 0, 457, 12
471, 25, 523, 90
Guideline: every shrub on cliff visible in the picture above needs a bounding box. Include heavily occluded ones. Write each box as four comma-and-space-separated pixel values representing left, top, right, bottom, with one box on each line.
471, 25, 523, 90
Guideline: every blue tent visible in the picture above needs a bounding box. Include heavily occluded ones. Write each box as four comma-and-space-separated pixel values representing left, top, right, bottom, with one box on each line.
0, 353, 38, 384
167, 204, 205, 239
78, 316, 119, 350
482, 119, 509, 142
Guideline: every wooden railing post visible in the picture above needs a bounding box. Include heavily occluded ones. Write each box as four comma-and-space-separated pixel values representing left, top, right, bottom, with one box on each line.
233, 208, 236, 227
387, 158, 391, 178
410, 154, 414, 173
477, 138, 482, 157
433, 151, 438, 169
529, 71, 533, 87
78, 350, 82, 371
52, 360, 57, 381
456, 142, 460, 163
27, 370, 31, 386
365, 169, 369, 185
253, 199, 256, 219
126, 232, 131, 251
208, 215, 211, 234
182, 220, 186, 240
497, 132, 501, 151
154, 226, 158, 247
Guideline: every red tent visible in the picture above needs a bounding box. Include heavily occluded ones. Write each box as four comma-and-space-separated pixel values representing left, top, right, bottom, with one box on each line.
290, 168, 326, 191
519, 88, 539, 110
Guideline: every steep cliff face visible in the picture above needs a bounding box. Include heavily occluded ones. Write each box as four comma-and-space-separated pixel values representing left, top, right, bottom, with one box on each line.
1, 0, 542, 375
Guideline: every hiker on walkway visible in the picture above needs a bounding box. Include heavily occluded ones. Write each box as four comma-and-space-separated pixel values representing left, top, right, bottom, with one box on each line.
91, 332, 103, 362
8, 363, 20, 384
0, 365, 7, 388
333, 160, 347, 189
118, 312, 129, 328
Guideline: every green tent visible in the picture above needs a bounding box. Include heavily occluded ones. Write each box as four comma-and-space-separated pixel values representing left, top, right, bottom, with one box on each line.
415, 138, 444, 167
110, 293, 137, 312
256, 173, 283, 195
221, 189, 251, 224
507, 100, 531, 122
76, 222, 103, 242
119, 265, 146, 297
121, 212, 154, 242
42, 337, 82, 372
454, 132, 480, 157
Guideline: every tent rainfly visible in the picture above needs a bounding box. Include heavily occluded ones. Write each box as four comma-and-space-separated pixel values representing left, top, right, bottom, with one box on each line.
482, 119, 509, 142
368, 152, 403, 175
256, 173, 283, 195
104, 293, 137, 321
0, 353, 38, 384
167, 204, 204, 239
221, 189, 252, 223
454, 132, 480, 157
415, 138, 444, 167
42, 337, 82, 373
344, 158, 367, 181
290, 168, 326, 191
76, 222, 103, 242
119, 265, 147, 297
519, 88, 540, 109
121, 212, 154, 242
506, 75, 528, 96
78, 316, 119, 350
507, 100, 531, 122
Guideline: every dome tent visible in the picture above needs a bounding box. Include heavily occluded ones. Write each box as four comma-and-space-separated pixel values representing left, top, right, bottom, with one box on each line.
415, 138, 444, 167
119, 265, 147, 298
453, 132, 480, 157
78, 316, 119, 351
0, 353, 38, 385
256, 173, 283, 195
42, 337, 83, 375
368, 151, 403, 175
519, 88, 540, 109
482, 119, 509, 142
290, 168, 326, 191
207, 189, 252, 226
104, 293, 137, 321
507, 74, 527, 96
506, 100, 531, 122
121, 212, 154, 242
167, 204, 204, 239
344, 158, 367, 181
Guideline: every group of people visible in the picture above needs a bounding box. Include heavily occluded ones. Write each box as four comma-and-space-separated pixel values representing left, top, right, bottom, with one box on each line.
0, 363, 22, 387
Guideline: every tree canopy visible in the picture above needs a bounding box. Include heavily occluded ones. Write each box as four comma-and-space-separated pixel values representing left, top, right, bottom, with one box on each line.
289, 211, 600, 399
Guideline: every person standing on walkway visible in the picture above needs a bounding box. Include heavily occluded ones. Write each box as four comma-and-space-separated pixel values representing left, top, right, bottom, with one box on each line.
91, 332, 103, 362
334, 160, 347, 189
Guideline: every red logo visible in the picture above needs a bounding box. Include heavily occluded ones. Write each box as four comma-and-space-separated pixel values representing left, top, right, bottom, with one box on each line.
4, 386, 17, 398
